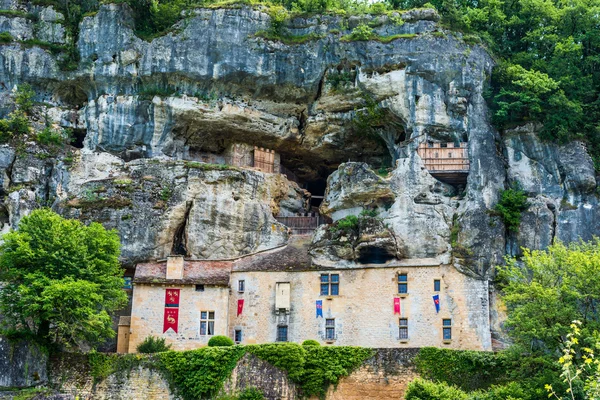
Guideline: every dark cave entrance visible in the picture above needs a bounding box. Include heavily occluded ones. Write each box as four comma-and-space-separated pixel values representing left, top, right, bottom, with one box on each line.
306, 179, 327, 208
70, 128, 87, 149
357, 247, 395, 264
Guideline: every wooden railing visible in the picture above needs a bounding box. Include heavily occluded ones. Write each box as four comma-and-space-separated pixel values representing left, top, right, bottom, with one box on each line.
417, 142, 469, 172
275, 214, 324, 234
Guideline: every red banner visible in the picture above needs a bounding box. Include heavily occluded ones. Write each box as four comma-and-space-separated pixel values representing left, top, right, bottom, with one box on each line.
237, 299, 244, 316
165, 288, 180, 307
163, 308, 179, 333
394, 297, 401, 314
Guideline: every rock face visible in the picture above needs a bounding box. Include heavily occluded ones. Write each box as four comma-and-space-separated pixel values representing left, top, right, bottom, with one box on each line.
0, 337, 48, 388
0, 1, 598, 344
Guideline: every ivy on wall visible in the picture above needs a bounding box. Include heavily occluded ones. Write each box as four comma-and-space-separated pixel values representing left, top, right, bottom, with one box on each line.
87, 344, 374, 400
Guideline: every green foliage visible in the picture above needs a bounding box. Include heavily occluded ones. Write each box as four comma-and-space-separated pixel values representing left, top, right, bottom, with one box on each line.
160, 186, 173, 202
137, 336, 172, 353
546, 321, 600, 400
300, 346, 373, 398
6, 109, 31, 137
328, 214, 359, 234
494, 185, 528, 232
15, 84, 35, 114
394, 0, 600, 168
345, 23, 374, 41
498, 240, 600, 352
208, 335, 235, 347
158, 346, 246, 400
359, 208, 379, 218
0, 31, 13, 44
36, 127, 64, 146
415, 347, 508, 391
237, 387, 265, 400
405, 378, 469, 400
248, 343, 373, 398
246, 343, 306, 381
0, 209, 127, 349
302, 339, 321, 346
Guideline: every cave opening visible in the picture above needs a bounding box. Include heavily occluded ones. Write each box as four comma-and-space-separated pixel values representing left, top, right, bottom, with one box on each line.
305, 178, 327, 209
70, 128, 87, 149
171, 201, 192, 256
357, 247, 395, 264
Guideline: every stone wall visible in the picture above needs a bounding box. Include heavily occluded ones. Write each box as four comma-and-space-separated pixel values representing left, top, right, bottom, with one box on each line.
0, 337, 47, 389
129, 284, 230, 352
37, 349, 419, 400
229, 265, 491, 350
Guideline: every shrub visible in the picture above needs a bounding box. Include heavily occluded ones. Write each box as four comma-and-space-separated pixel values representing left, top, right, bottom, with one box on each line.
302, 340, 321, 346
0, 32, 13, 44
329, 214, 359, 234
359, 208, 378, 218
137, 336, 172, 353
8, 110, 30, 135
238, 387, 265, 400
405, 378, 469, 400
415, 347, 508, 391
36, 127, 64, 146
345, 23, 374, 41
15, 83, 35, 114
208, 335, 234, 347
494, 185, 528, 233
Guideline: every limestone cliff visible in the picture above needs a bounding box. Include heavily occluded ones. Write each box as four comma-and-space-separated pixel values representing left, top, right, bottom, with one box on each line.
0, 2, 597, 290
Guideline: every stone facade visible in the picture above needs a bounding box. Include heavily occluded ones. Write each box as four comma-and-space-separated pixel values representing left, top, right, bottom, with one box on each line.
129, 283, 230, 352
229, 263, 490, 350
127, 243, 491, 351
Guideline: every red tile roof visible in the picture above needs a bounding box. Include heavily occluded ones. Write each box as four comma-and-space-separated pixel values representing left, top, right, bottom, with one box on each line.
134, 260, 232, 285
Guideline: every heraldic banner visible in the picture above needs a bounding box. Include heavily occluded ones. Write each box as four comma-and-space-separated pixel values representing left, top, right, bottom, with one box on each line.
163, 308, 179, 333
164, 288, 181, 333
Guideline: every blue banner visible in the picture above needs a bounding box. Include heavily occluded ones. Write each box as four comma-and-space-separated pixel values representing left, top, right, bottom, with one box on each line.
316, 300, 323, 318
433, 294, 440, 313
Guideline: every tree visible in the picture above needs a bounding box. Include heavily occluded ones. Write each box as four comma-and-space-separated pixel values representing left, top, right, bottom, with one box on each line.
498, 240, 600, 352
0, 209, 127, 349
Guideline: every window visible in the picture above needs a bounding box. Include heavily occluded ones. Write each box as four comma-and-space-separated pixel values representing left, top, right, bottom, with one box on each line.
434, 279, 441, 292
238, 280, 245, 292
123, 277, 132, 290
234, 329, 242, 344
398, 273, 408, 294
399, 318, 408, 340
325, 319, 336, 340
277, 325, 288, 342
320, 274, 339, 296
434, 152, 439, 158
448, 152, 453, 158
195, 284, 204, 292
200, 311, 215, 336
443, 319, 452, 341
441, 143, 448, 148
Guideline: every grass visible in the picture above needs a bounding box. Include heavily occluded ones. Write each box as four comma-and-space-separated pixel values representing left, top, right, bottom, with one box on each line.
0, 10, 36, 19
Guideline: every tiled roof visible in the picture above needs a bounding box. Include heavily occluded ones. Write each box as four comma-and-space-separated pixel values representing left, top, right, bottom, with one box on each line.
134, 260, 233, 285
233, 235, 318, 272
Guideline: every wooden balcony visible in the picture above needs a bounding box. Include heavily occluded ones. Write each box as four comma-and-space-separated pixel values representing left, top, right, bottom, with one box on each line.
417, 142, 469, 185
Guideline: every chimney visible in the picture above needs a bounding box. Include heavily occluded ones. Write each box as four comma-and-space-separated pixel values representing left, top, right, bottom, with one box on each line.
166, 255, 184, 280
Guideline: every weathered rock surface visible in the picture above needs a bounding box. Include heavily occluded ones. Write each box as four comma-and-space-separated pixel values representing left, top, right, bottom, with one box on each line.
0, 336, 47, 388
0, 1, 595, 290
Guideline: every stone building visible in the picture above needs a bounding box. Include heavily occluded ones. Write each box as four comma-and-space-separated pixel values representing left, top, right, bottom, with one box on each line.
124, 237, 491, 352
127, 256, 233, 351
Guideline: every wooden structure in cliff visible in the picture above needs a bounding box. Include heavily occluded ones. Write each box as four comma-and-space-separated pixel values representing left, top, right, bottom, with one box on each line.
253, 146, 276, 173
225, 144, 279, 174
417, 142, 469, 185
